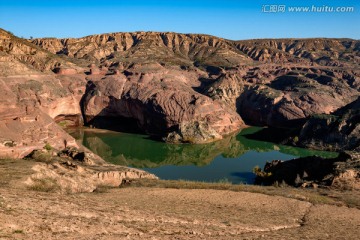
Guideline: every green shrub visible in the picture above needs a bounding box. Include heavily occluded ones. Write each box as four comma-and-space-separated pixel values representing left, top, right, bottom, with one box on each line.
44, 143, 52, 151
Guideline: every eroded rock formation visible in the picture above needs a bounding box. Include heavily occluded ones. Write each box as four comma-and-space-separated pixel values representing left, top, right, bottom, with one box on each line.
254, 151, 360, 190
81, 64, 244, 143
297, 97, 360, 151
25, 147, 157, 193
0, 27, 359, 158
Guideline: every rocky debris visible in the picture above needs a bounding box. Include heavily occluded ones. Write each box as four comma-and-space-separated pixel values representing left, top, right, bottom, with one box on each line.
254, 151, 360, 189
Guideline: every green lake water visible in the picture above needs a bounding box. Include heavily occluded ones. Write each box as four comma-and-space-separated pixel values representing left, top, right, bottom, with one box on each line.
68, 127, 338, 184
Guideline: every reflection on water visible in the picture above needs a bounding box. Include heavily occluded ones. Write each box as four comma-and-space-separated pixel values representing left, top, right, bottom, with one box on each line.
68, 127, 338, 184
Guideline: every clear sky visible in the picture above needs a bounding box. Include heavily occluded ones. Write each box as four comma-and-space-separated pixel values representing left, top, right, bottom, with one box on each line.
0, 0, 359, 40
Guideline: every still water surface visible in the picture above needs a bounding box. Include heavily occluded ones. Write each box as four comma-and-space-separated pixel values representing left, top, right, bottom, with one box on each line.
68, 127, 337, 184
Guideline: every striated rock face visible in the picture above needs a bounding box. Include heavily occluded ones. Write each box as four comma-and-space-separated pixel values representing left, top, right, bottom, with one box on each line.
31, 32, 360, 68
297, 97, 360, 151
81, 64, 244, 143
31, 32, 253, 68
0, 30, 87, 158
238, 68, 359, 128
0, 29, 84, 73
0, 73, 84, 158
1, 27, 360, 157
25, 148, 157, 193
234, 38, 360, 66
205, 71, 246, 111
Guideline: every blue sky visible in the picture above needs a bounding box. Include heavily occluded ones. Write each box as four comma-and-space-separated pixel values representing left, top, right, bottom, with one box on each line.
0, 0, 359, 40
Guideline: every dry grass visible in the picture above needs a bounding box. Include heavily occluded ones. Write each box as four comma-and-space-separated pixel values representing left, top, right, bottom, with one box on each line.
27, 178, 60, 192
128, 179, 360, 208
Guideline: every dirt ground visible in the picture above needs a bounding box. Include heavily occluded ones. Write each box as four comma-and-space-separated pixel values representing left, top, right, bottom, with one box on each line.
1, 159, 360, 240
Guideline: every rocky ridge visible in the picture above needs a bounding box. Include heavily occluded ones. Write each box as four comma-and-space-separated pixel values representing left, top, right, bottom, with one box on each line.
255, 151, 360, 189
0, 28, 360, 158
24, 147, 157, 193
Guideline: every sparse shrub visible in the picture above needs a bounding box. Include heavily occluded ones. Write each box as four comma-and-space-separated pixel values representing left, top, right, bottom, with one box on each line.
217, 178, 231, 184
44, 143, 52, 151
28, 178, 60, 192
57, 121, 68, 127
93, 184, 113, 193
18, 80, 43, 93
253, 165, 262, 174
253, 165, 272, 178
26, 149, 53, 163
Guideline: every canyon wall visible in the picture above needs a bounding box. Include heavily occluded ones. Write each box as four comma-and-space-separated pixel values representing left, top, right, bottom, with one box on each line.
0, 28, 359, 157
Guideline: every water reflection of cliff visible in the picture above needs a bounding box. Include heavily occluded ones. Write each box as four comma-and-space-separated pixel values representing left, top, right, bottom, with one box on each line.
68, 127, 337, 168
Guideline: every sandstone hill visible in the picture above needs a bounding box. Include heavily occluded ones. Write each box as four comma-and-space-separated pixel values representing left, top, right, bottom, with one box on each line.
0, 28, 359, 158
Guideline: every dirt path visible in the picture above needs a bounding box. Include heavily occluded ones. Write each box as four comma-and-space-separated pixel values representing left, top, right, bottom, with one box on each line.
1, 160, 360, 239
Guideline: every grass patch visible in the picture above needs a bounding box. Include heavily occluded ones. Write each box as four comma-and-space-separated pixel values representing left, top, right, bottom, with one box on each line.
26, 150, 54, 163
27, 178, 60, 192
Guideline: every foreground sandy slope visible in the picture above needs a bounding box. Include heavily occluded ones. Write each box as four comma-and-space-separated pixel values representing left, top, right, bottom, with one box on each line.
1, 160, 360, 239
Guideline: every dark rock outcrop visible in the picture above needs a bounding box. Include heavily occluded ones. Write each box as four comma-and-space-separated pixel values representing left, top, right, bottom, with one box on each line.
255, 151, 360, 189
297, 97, 360, 151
